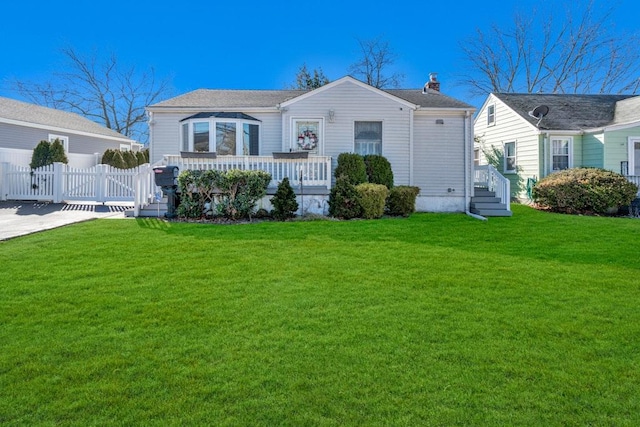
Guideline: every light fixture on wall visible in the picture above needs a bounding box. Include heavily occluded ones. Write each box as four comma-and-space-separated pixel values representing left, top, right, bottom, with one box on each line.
436, 119, 445, 125
328, 109, 335, 123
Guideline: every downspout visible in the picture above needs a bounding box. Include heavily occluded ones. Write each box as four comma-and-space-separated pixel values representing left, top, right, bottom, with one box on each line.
148, 111, 155, 163
465, 110, 486, 221
409, 108, 414, 185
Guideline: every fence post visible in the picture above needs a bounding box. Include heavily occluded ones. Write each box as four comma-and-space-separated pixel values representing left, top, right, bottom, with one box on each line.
0, 162, 8, 201
96, 164, 107, 203
53, 162, 64, 203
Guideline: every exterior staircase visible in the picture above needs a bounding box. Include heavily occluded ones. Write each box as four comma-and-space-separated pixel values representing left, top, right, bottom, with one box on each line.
125, 199, 167, 218
470, 188, 512, 217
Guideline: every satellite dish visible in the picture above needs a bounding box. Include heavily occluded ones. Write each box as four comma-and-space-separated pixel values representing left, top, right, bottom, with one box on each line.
528, 105, 549, 127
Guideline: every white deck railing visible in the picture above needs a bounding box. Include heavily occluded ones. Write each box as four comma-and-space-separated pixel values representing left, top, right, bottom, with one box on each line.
162, 155, 333, 189
474, 165, 511, 211
626, 175, 640, 196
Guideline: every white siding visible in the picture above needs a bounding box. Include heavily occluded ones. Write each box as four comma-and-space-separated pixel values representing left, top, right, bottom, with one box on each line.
283, 80, 412, 185
413, 112, 466, 195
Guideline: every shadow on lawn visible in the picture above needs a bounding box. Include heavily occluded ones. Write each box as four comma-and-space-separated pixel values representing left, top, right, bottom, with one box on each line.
134, 206, 640, 271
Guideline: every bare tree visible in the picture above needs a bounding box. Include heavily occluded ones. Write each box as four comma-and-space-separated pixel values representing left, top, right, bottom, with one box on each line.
290, 63, 330, 90
11, 47, 172, 142
459, 1, 640, 96
349, 37, 404, 89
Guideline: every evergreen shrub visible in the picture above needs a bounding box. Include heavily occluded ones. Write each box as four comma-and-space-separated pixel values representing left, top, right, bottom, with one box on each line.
328, 175, 362, 219
532, 167, 638, 214
386, 186, 420, 216
334, 153, 367, 185
270, 177, 299, 220
356, 183, 389, 219
363, 154, 394, 189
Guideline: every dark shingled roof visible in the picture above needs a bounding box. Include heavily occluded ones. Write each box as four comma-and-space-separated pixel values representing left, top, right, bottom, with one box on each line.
386, 88, 474, 109
0, 96, 134, 140
493, 93, 637, 130
180, 112, 261, 121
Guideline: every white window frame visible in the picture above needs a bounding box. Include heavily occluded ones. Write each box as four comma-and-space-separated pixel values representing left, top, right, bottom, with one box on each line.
48, 134, 69, 153
353, 120, 383, 156
487, 104, 496, 126
180, 118, 261, 155
503, 141, 516, 173
628, 137, 640, 176
291, 118, 324, 155
550, 136, 573, 172
473, 147, 480, 166
119, 144, 131, 151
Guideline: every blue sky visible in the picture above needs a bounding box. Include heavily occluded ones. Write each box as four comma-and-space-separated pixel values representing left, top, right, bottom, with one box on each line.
0, 0, 638, 108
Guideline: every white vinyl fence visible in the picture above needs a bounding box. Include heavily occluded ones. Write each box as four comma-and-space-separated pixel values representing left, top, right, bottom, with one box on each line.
0, 162, 153, 203
0, 147, 99, 168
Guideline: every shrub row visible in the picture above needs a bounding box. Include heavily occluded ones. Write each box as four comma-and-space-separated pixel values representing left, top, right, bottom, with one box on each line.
176, 169, 271, 220
329, 152, 417, 219
532, 168, 638, 215
102, 149, 149, 169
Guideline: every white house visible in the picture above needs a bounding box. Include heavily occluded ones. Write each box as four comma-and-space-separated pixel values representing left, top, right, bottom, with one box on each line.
147, 76, 487, 214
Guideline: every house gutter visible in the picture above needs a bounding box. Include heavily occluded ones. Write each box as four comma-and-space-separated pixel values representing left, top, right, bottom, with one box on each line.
464, 109, 486, 221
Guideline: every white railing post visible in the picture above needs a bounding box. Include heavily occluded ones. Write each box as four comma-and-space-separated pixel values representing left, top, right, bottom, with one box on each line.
0, 162, 8, 201
53, 162, 64, 203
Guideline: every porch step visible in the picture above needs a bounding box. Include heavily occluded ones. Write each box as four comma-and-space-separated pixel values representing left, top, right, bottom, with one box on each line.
470, 188, 512, 217
125, 200, 168, 218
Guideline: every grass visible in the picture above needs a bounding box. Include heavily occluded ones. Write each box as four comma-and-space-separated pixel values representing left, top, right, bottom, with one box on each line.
1, 205, 639, 426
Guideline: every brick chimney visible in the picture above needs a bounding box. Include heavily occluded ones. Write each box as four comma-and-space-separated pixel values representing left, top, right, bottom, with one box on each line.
426, 72, 440, 92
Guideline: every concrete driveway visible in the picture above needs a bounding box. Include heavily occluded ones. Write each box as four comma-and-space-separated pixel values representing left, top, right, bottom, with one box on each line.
0, 201, 129, 241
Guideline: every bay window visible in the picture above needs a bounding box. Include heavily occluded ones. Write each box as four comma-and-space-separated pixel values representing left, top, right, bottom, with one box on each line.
180, 113, 260, 155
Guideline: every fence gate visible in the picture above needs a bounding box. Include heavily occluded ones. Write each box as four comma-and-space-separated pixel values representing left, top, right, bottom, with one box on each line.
0, 162, 149, 203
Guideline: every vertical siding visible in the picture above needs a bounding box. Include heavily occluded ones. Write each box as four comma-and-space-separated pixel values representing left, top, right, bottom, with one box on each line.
0, 122, 124, 155
283, 81, 411, 184
413, 113, 465, 195
473, 95, 540, 197
603, 126, 640, 172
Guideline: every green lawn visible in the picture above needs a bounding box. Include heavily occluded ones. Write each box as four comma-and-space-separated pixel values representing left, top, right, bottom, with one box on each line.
1, 205, 639, 426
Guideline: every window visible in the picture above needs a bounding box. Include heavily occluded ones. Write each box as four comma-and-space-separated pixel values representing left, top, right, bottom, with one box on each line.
473, 148, 480, 166
487, 105, 495, 126
216, 122, 236, 155
551, 138, 572, 171
294, 120, 321, 153
119, 144, 131, 151
48, 134, 69, 153
181, 123, 189, 151
504, 142, 516, 173
354, 121, 382, 155
180, 114, 260, 155
193, 122, 210, 152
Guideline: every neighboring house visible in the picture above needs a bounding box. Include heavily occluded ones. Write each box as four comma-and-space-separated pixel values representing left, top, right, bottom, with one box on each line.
474, 93, 640, 198
147, 75, 479, 213
0, 96, 138, 167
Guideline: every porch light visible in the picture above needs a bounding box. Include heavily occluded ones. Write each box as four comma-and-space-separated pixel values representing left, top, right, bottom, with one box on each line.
328, 110, 335, 123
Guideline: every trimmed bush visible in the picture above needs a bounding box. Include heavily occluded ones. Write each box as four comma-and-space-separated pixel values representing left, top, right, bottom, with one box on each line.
532, 167, 638, 215
135, 150, 147, 166
363, 155, 394, 189
30, 141, 52, 169
334, 153, 367, 185
328, 175, 363, 219
176, 169, 221, 218
386, 186, 420, 216
356, 183, 389, 219
49, 139, 69, 164
213, 170, 272, 220
102, 149, 148, 169
30, 139, 69, 169
270, 177, 299, 220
